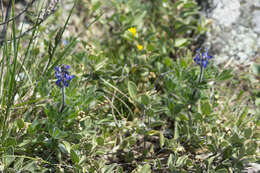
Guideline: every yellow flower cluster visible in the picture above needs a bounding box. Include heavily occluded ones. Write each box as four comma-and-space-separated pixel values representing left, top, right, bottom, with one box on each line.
128, 27, 143, 51
128, 27, 136, 37
137, 45, 143, 51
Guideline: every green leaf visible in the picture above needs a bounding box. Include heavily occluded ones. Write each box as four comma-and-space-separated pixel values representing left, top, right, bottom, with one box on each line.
141, 94, 150, 106
253, 132, 260, 139
168, 101, 183, 115
147, 44, 155, 52
128, 81, 138, 101
3, 147, 15, 168
22, 161, 39, 172
96, 149, 106, 155
201, 101, 211, 116
3, 155, 15, 169
255, 98, 260, 106
216, 168, 229, 173
164, 57, 173, 67
207, 156, 215, 171
159, 132, 165, 148
14, 158, 24, 170
156, 159, 162, 169
58, 143, 67, 154
183, 2, 197, 8
49, 127, 67, 139
133, 11, 147, 26
244, 128, 252, 138
207, 144, 216, 153
167, 154, 174, 170
49, 127, 60, 139
230, 133, 242, 147
216, 69, 233, 81
147, 130, 159, 136
62, 141, 71, 153
92, 1, 102, 12
5, 137, 17, 147
237, 108, 248, 127
102, 164, 117, 173
139, 164, 151, 173
176, 155, 188, 167
246, 142, 257, 155
85, 143, 93, 151
18, 139, 31, 147
174, 120, 179, 140
94, 58, 108, 71
223, 146, 233, 159
174, 38, 188, 47
70, 149, 79, 164
16, 118, 24, 129
96, 137, 104, 146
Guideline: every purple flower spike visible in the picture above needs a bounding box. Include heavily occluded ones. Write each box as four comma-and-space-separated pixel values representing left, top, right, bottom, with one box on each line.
193, 49, 212, 68
55, 64, 75, 88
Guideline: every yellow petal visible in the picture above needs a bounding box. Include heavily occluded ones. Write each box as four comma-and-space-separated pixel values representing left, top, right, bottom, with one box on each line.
128, 27, 136, 37
137, 45, 143, 50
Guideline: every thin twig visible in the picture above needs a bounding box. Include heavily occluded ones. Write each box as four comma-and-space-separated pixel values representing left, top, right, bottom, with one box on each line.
60, 86, 65, 113
0, 0, 4, 21
0, 0, 12, 47
1, 0, 60, 45
0, 0, 37, 26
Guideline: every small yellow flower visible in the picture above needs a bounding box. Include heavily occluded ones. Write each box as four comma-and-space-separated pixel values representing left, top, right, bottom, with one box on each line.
128, 27, 136, 37
137, 44, 143, 51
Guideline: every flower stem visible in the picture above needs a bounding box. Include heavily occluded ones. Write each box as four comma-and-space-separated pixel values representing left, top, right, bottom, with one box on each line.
189, 63, 204, 127
192, 64, 204, 99
60, 86, 65, 113
198, 64, 204, 83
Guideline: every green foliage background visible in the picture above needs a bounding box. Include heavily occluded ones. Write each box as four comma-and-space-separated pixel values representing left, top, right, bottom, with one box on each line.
0, 0, 259, 172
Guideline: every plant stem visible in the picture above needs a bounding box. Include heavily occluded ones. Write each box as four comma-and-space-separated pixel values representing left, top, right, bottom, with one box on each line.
60, 86, 65, 113
143, 109, 146, 150
198, 64, 204, 83
189, 64, 204, 128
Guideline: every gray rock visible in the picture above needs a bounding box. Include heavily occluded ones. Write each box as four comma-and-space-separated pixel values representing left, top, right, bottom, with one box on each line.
242, 163, 260, 173
201, 0, 260, 66
198, 0, 260, 172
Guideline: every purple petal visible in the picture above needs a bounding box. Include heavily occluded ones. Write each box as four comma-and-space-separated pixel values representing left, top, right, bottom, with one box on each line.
202, 60, 208, 68
194, 54, 200, 64
55, 66, 61, 72
56, 79, 62, 87
204, 49, 212, 59
70, 75, 75, 79
207, 55, 213, 59
64, 81, 69, 87
55, 72, 62, 78
55, 65, 74, 87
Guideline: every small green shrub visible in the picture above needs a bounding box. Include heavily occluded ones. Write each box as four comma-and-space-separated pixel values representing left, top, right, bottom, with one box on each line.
0, 0, 258, 172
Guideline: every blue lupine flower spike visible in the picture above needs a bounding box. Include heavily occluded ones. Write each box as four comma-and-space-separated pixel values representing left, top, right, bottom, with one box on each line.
193, 49, 212, 68
55, 64, 75, 88
55, 64, 75, 113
